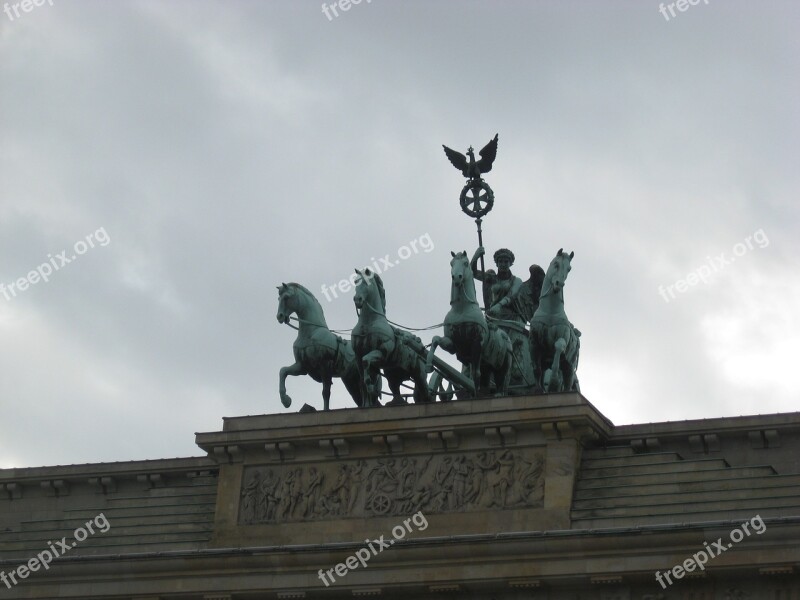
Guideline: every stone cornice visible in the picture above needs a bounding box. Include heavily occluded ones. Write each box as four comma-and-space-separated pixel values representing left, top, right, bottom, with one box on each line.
0, 456, 216, 489
195, 392, 613, 462
613, 411, 800, 439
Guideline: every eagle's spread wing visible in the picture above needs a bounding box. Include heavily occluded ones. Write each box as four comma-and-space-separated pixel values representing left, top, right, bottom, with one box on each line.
442, 145, 469, 177
476, 133, 499, 174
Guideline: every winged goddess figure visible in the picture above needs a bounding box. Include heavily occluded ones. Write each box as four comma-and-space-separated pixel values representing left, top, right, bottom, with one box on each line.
443, 134, 499, 182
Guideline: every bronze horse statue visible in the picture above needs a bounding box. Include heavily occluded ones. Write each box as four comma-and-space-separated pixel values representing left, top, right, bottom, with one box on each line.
426, 251, 512, 396
276, 283, 364, 411
351, 269, 431, 407
529, 249, 580, 392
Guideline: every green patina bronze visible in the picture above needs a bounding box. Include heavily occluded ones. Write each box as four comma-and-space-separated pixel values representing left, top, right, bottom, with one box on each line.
426, 251, 512, 397
470, 246, 538, 391
276, 283, 366, 411
351, 269, 431, 407
275, 133, 582, 410
443, 134, 499, 275
530, 249, 581, 393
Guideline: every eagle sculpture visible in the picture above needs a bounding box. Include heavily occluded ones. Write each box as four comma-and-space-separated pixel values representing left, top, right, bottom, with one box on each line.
443, 133, 499, 180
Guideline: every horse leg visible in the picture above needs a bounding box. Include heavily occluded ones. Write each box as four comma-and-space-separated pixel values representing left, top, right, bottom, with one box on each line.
480, 366, 491, 393
546, 338, 567, 392
426, 336, 442, 373
362, 359, 375, 407
563, 365, 576, 392
383, 369, 405, 405
368, 365, 383, 406
571, 373, 580, 392
493, 345, 512, 397
279, 362, 306, 408
428, 335, 456, 369
361, 350, 383, 407
529, 324, 545, 392
470, 334, 482, 397
356, 357, 371, 408
321, 372, 332, 411
564, 334, 580, 392
413, 362, 431, 403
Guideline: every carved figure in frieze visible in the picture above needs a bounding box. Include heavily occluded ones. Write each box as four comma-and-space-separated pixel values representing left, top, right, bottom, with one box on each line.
408, 455, 435, 490
259, 469, 280, 521
470, 450, 540, 508
301, 467, 324, 518
397, 458, 418, 497
319, 490, 343, 516
464, 458, 483, 505
275, 469, 296, 521
451, 455, 472, 509
432, 457, 455, 511
348, 460, 367, 514
473, 451, 498, 508
326, 465, 352, 516
241, 471, 261, 523
365, 459, 404, 516
406, 485, 432, 514
381, 458, 423, 515
508, 454, 544, 506
289, 468, 304, 519
394, 456, 434, 514
435, 456, 453, 486
366, 459, 400, 496
491, 450, 515, 507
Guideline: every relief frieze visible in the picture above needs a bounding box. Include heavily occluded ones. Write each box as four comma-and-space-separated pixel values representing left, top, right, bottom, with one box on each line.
239, 449, 544, 524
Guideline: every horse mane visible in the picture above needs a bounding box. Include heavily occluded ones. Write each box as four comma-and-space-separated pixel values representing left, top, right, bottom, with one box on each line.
540, 256, 560, 298
286, 282, 325, 314
371, 272, 387, 312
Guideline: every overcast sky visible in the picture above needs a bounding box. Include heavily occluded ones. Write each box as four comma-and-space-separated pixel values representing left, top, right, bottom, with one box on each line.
1, 0, 798, 469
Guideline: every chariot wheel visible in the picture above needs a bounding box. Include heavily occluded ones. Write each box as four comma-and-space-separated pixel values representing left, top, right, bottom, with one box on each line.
370, 493, 392, 515
428, 371, 456, 402
459, 180, 494, 219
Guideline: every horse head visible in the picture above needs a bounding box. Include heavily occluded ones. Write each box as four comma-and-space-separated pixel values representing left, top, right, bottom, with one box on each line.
276, 282, 293, 324
449, 250, 470, 287
353, 268, 385, 314
542, 249, 574, 297
449, 250, 477, 305
277, 282, 325, 327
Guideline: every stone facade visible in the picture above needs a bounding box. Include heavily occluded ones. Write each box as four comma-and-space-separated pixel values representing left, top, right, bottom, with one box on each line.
1, 393, 799, 598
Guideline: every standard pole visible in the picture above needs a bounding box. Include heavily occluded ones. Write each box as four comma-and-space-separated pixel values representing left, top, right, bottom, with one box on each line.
476, 217, 485, 274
